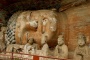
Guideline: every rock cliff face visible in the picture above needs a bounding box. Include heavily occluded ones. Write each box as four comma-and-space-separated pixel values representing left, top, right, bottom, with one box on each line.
64, 3, 90, 51
6, 3, 90, 51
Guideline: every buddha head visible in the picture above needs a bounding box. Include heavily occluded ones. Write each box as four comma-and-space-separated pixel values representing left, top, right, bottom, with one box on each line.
58, 35, 64, 46
77, 33, 86, 47
28, 37, 34, 45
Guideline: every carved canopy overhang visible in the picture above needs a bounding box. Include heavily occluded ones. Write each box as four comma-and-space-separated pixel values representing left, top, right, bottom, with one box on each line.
0, 0, 89, 28
0, 0, 88, 21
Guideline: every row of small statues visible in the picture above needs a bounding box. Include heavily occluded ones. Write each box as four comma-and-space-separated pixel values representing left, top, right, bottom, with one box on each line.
0, 27, 90, 60
5, 34, 90, 60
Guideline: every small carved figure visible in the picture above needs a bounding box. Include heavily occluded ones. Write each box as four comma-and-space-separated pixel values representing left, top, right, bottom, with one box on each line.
41, 35, 49, 56
23, 37, 38, 55
54, 35, 68, 59
0, 27, 6, 52
40, 34, 50, 60
0, 27, 6, 41
23, 38, 36, 59
23, 38, 39, 59
73, 34, 89, 60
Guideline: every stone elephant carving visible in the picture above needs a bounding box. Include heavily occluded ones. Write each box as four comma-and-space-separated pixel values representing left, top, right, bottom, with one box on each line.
15, 10, 58, 47
6, 3, 90, 50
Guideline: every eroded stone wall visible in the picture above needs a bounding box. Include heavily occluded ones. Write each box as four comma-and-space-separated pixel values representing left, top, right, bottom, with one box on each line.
6, 3, 90, 52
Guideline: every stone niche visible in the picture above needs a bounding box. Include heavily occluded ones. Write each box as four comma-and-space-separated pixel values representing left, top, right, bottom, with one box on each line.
7, 3, 90, 52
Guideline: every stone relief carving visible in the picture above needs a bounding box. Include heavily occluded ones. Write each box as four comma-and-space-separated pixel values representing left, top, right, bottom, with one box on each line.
73, 34, 90, 60
0, 1, 90, 59
0, 27, 7, 52
54, 35, 68, 59
39, 34, 49, 60
23, 37, 38, 59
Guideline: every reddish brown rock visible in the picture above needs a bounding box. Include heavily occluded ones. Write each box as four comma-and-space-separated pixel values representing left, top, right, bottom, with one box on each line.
7, 3, 90, 52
